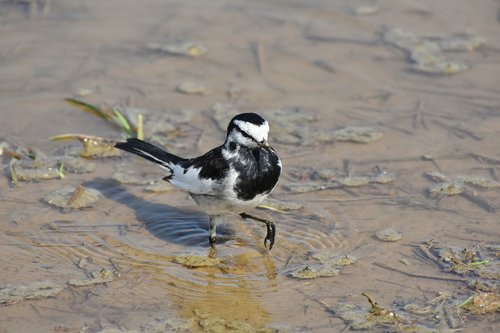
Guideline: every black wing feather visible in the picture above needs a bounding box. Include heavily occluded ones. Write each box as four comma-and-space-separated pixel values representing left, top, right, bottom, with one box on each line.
115, 138, 186, 168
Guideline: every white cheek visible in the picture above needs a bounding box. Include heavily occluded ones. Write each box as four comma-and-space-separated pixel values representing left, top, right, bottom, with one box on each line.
229, 131, 254, 146
249, 123, 269, 142
234, 120, 269, 142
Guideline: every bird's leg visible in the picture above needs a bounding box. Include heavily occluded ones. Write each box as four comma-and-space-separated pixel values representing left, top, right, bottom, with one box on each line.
208, 215, 218, 249
240, 212, 276, 250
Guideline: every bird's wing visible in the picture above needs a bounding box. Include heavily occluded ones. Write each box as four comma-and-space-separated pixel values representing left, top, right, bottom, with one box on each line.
168, 146, 230, 195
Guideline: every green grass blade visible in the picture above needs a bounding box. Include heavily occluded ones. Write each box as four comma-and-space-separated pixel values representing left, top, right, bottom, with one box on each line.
65, 98, 110, 120
113, 109, 135, 137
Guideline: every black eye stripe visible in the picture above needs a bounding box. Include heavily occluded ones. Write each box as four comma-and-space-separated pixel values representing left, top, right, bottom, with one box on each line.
235, 125, 258, 143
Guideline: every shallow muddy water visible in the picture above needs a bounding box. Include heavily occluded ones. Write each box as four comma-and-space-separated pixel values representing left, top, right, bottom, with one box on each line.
1, 1, 499, 332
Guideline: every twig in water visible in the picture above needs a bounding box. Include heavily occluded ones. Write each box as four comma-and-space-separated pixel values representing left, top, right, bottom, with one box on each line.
254, 41, 266, 74
460, 188, 497, 213
373, 262, 467, 283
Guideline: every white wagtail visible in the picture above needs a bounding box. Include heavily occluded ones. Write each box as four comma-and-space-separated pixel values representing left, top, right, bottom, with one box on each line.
115, 113, 282, 249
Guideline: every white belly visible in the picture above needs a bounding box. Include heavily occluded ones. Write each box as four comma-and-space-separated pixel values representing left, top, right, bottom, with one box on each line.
190, 192, 268, 215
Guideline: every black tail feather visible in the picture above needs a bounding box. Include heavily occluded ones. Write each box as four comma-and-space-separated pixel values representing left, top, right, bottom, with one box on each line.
115, 138, 185, 167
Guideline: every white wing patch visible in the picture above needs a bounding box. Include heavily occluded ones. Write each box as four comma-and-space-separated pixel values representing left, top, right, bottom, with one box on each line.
167, 164, 219, 195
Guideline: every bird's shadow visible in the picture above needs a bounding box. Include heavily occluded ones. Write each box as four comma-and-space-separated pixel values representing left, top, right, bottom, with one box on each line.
84, 178, 233, 247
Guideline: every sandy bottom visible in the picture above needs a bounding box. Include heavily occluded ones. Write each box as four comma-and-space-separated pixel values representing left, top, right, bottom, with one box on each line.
1, 1, 499, 332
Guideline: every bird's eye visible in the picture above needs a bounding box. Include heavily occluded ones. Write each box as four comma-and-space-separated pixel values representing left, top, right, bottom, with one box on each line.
235, 126, 257, 143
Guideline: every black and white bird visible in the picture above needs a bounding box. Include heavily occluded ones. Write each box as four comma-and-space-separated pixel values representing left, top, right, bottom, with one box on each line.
115, 113, 282, 249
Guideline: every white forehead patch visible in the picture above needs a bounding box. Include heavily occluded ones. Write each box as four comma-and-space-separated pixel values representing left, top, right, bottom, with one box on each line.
233, 119, 269, 142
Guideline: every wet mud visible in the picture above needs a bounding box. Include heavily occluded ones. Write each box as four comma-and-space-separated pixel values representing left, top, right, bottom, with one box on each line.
1, 1, 499, 332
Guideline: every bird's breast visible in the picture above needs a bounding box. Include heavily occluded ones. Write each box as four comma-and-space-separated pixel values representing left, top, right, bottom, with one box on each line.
231, 147, 281, 201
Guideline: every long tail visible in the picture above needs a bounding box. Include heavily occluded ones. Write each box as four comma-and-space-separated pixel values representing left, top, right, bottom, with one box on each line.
115, 138, 185, 171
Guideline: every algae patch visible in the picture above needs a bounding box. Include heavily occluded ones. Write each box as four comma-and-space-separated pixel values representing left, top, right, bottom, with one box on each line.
193, 309, 288, 333
147, 41, 207, 57
211, 103, 382, 146
290, 264, 340, 279
258, 197, 304, 212
67, 268, 114, 287
333, 293, 404, 330
0, 281, 64, 305
290, 251, 356, 280
174, 255, 223, 268
459, 292, 500, 315
382, 27, 485, 75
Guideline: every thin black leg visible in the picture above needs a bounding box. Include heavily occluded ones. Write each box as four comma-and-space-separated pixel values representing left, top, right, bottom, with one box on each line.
240, 212, 276, 250
208, 215, 217, 249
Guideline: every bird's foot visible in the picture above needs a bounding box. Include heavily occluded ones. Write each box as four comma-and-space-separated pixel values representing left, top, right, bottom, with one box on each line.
240, 212, 276, 250
208, 215, 218, 249
209, 234, 217, 249
264, 220, 276, 250
208, 245, 217, 258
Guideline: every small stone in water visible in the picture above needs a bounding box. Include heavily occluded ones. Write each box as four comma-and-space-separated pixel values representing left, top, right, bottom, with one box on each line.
177, 81, 210, 95
376, 228, 402, 242
44, 186, 102, 209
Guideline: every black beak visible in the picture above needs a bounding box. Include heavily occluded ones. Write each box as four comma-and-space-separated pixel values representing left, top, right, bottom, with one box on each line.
258, 140, 269, 148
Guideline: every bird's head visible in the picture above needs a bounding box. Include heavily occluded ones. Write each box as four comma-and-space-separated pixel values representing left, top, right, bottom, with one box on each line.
225, 112, 270, 149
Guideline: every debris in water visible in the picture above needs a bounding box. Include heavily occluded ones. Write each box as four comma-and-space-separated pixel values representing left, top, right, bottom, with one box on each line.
8, 155, 94, 183
459, 292, 500, 315
429, 181, 465, 197
363, 293, 402, 324
311, 168, 337, 181
212, 104, 380, 146
51, 134, 122, 158
284, 182, 339, 193
141, 316, 194, 333
436, 245, 496, 277
177, 81, 210, 95
147, 41, 207, 57
457, 176, 500, 189
44, 186, 102, 209
338, 172, 396, 187
290, 251, 355, 279
425, 171, 498, 211
312, 252, 357, 266
174, 255, 223, 268
67, 268, 114, 287
0, 281, 64, 305
375, 228, 402, 242
382, 27, 485, 75
258, 197, 304, 212
9, 158, 65, 182
424, 171, 450, 182
285, 170, 395, 193
326, 126, 383, 144
193, 309, 289, 333
333, 293, 403, 330
290, 264, 340, 279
